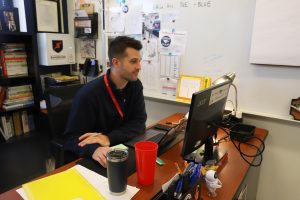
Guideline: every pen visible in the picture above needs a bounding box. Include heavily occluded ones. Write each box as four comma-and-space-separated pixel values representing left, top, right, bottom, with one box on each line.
190, 163, 201, 185
174, 177, 183, 198
174, 162, 182, 174
182, 162, 194, 175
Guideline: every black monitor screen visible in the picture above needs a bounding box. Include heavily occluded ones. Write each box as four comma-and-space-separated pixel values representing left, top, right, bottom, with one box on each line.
181, 80, 231, 163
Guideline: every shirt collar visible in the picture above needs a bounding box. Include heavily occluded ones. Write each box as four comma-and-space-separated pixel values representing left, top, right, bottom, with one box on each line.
106, 69, 129, 92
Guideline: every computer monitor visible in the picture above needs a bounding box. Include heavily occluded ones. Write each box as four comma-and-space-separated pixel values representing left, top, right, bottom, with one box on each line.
181, 80, 231, 163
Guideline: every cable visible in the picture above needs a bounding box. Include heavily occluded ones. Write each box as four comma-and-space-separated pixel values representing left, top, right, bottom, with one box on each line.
214, 124, 265, 167
225, 99, 235, 116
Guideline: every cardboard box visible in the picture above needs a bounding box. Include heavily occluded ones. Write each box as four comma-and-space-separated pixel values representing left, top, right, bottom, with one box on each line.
37, 33, 75, 66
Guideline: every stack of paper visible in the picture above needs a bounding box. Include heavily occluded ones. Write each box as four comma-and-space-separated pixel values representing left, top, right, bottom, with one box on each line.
22, 168, 105, 200
17, 165, 139, 200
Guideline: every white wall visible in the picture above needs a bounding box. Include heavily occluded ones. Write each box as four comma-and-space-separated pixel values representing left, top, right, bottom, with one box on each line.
145, 99, 300, 200
244, 115, 300, 200
140, 0, 300, 121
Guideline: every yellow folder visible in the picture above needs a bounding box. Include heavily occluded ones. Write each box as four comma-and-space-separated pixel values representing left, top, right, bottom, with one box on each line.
22, 168, 106, 200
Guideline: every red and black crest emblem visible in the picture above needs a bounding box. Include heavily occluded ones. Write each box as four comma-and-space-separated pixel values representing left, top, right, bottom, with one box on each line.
52, 40, 63, 53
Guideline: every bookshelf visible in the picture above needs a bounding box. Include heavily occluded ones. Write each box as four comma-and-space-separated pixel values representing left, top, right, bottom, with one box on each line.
0, 32, 39, 142
0, 1, 50, 193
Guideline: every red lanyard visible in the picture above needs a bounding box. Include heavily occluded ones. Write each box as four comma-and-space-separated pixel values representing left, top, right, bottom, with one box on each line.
104, 74, 124, 120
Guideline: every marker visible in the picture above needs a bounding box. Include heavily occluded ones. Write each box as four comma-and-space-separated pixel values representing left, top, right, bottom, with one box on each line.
174, 162, 182, 174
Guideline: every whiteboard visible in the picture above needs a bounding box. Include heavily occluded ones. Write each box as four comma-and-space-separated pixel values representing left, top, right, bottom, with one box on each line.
250, 0, 300, 66
141, 0, 300, 119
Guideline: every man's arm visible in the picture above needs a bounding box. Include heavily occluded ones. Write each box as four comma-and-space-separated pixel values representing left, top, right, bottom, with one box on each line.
63, 92, 100, 158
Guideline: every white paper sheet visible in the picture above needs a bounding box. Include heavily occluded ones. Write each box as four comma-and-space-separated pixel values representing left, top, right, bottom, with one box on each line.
159, 30, 187, 55
17, 165, 139, 200
142, 38, 159, 61
160, 11, 180, 30
159, 54, 180, 77
140, 60, 160, 90
124, 4, 143, 35
178, 78, 201, 99
250, 0, 300, 66
160, 77, 178, 96
106, 7, 125, 33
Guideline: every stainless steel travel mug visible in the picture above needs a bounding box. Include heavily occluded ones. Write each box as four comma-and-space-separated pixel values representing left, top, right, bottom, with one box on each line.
106, 149, 129, 195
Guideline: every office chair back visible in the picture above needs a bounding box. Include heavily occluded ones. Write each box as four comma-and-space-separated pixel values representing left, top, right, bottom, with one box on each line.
44, 84, 83, 167
45, 84, 83, 139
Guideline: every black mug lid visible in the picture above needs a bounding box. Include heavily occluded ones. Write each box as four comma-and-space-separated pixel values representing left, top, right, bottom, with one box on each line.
106, 149, 128, 162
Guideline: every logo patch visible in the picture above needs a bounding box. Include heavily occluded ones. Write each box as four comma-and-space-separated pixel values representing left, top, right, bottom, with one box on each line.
161, 36, 171, 47
52, 40, 63, 53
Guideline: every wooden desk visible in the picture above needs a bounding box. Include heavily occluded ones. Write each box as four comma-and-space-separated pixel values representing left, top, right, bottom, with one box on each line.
0, 113, 268, 200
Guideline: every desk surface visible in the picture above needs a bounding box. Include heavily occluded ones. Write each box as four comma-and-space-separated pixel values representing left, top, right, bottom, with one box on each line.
0, 113, 268, 200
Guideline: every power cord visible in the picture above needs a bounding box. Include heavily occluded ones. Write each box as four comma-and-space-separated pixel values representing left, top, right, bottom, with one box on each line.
214, 124, 265, 167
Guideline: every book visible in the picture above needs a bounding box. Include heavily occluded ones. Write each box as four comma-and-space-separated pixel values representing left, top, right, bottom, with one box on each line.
0, 87, 7, 109
1, 115, 14, 139
2, 100, 34, 111
0, 49, 8, 77
0, 118, 10, 141
21, 110, 29, 133
22, 168, 106, 200
1, 116, 9, 139
28, 113, 35, 131
12, 111, 22, 136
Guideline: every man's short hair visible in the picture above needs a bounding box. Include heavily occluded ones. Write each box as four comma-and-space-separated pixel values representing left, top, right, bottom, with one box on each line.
108, 36, 142, 66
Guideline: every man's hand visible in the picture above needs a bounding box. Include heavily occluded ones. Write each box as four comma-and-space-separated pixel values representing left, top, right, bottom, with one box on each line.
92, 147, 110, 168
78, 132, 110, 147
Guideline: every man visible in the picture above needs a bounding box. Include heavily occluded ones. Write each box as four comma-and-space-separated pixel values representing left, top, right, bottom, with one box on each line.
64, 36, 147, 167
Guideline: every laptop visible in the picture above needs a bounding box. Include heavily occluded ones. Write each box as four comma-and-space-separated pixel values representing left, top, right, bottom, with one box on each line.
125, 124, 178, 148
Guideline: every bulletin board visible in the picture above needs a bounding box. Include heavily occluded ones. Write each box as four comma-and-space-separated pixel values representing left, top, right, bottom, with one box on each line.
138, 0, 300, 119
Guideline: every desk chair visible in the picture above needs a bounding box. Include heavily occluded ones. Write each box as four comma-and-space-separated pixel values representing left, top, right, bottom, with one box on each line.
44, 84, 83, 167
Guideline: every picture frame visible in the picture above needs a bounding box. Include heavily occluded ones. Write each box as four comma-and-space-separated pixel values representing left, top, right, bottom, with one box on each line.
35, 0, 59, 32
80, 39, 96, 59
290, 97, 300, 121
0, 8, 20, 32
176, 75, 205, 102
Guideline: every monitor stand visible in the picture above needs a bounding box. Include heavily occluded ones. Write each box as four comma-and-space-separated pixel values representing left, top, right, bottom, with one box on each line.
183, 137, 227, 165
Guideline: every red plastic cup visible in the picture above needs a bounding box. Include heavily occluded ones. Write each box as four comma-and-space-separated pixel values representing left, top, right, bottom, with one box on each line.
135, 141, 158, 186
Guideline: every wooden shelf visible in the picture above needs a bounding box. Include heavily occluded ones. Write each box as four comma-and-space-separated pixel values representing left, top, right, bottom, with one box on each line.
0, 32, 33, 37
3, 131, 38, 144
0, 106, 36, 115
0, 76, 35, 86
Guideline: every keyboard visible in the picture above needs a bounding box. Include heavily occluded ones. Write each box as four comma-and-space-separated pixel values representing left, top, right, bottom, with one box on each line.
125, 129, 166, 148
147, 133, 164, 144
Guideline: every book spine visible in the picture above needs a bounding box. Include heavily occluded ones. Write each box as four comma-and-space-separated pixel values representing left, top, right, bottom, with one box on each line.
1, 116, 9, 138
21, 110, 30, 134
12, 111, 23, 136
28, 113, 35, 131
0, 50, 8, 77
0, 87, 7, 109
0, 117, 9, 140
5, 115, 15, 138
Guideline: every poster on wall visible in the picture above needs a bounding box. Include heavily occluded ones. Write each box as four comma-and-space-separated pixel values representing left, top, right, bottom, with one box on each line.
159, 30, 187, 55
80, 39, 96, 58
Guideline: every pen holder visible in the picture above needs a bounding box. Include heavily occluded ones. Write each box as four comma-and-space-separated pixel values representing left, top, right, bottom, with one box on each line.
154, 177, 202, 200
